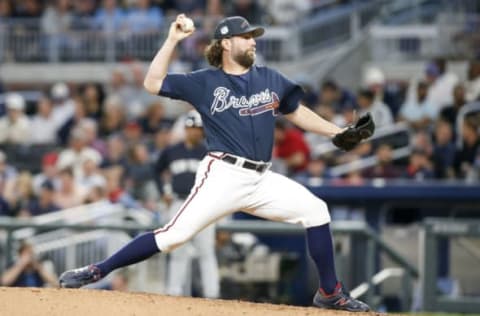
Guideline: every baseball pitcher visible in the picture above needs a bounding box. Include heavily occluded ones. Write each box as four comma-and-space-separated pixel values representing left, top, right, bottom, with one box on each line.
60, 14, 374, 312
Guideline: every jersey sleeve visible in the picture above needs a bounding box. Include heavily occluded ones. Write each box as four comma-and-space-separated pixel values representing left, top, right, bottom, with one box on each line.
272, 70, 305, 115
158, 72, 203, 105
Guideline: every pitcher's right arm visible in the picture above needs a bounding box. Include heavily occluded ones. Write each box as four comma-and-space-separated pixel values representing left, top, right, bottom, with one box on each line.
144, 14, 195, 95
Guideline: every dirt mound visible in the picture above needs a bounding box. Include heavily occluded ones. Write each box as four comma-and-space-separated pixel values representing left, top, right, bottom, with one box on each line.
0, 287, 381, 316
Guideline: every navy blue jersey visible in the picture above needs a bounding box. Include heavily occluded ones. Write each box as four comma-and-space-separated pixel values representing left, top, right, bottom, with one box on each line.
159, 65, 304, 162
155, 141, 207, 197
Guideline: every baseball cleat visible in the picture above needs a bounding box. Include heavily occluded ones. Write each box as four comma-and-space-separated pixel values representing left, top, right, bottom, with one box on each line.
59, 264, 102, 288
313, 282, 371, 312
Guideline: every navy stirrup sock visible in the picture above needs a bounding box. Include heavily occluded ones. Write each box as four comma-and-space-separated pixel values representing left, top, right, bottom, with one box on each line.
306, 223, 338, 294
95, 231, 160, 277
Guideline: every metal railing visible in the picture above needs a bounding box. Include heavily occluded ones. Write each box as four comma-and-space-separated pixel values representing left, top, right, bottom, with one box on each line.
0, 3, 383, 64
421, 218, 480, 313
0, 217, 418, 309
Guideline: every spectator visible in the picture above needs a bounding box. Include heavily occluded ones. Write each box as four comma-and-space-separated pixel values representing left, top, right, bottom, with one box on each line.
123, 121, 143, 147
293, 155, 330, 186
454, 118, 480, 178
274, 119, 311, 174
0, 93, 30, 144
50, 82, 76, 129
440, 83, 467, 128
425, 58, 459, 111
40, 0, 73, 62
362, 144, 401, 179
0, 150, 18, 199
1, 241, 58, 287
104, 166, 139, 208
149, 126, 172, 162
84, 185, 108, 204
70, 0, 96, 31
27, 181, 60, 216
138, 101, 173, 135
54, 167, 87, 209
160, 0, 206, 17
125, 142, 156, 203
56, 127, 103, 180
78, 118, 107, 157
3, 171, 37, 217
33, 152, 59, 195
404, 149, 434, 180
466, 59, 480, 102
78, 157, 107, 193
101, 134, 128, 169
363, 66, 404, 116
398, 81, 437, 130
81, 83, 105, 120
58, 96, 88, 145
124, 0, 163, 34
266, 0, 311, 25
318, 80, 355, 114
93, 0, 126, 33
0, 0, 13, 18
356, 89, 393, 128
30, 96, 58, 145
224, 0, 267, 25
432, 120, 456, 179
99, 95, 126, 137
123, 63, 158, 120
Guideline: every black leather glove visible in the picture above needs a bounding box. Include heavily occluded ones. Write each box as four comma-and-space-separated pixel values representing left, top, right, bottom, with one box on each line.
332, 113, 375, 151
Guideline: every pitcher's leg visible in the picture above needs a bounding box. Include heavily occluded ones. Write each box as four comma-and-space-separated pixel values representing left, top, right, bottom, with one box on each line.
247, 172, 337, 289
192, 224, 220, 298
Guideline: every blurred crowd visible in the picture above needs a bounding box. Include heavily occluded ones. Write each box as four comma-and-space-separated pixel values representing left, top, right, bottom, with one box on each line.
0, 57, 479, 221
0, 0, 348, 28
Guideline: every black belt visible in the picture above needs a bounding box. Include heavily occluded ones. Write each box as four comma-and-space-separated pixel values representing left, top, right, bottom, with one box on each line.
218, 154, 270, 173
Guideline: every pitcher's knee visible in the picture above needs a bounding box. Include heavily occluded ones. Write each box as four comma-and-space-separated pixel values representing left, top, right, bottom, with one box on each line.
153, 229, 195, 253
305, 199, 331, 227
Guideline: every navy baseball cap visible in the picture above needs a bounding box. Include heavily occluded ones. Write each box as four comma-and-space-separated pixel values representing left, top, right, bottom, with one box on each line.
213, 16, 264, 40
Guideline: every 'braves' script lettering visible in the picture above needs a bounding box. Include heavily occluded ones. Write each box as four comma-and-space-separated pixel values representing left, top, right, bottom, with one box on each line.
211, 87, 280, 116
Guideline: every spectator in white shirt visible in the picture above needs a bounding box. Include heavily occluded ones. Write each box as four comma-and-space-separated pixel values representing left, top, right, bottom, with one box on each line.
425, 58, 459, 110
56, 127, 102, 180
50, 82, 75, 128
0, 93, 30, 144
357, 89, 393, 128
30, 97, 58, 144
466, 60, 480, 102
399, 81, 438, 130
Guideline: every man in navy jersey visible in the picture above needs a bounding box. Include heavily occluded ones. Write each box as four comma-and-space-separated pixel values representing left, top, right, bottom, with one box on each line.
155, 110, 219, 298
60, 14, 370, 312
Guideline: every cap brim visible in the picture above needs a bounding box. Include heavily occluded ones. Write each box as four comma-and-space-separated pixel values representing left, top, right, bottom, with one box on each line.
243, 27, 264, 38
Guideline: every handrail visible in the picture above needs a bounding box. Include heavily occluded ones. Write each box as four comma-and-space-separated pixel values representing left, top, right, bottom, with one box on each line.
0, 217, 419, 279
350, 267, 405, 298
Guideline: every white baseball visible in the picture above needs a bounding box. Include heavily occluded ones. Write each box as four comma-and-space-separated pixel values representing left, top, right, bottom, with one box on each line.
181, 18, 195, 32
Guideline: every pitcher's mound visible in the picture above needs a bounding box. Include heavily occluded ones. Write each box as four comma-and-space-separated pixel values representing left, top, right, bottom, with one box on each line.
0, 287, 380, 316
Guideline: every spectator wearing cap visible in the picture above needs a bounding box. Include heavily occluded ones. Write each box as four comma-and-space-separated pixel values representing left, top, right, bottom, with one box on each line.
425, 58, 459, 111
33, 152, 59, 195
50, 82, 75, 128
27, 180, 60, 216
29, 96, 58, 145
0, 93, 30, 144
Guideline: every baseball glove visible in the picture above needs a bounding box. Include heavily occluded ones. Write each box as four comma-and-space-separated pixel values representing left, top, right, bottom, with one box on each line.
332, 113, 375, 151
